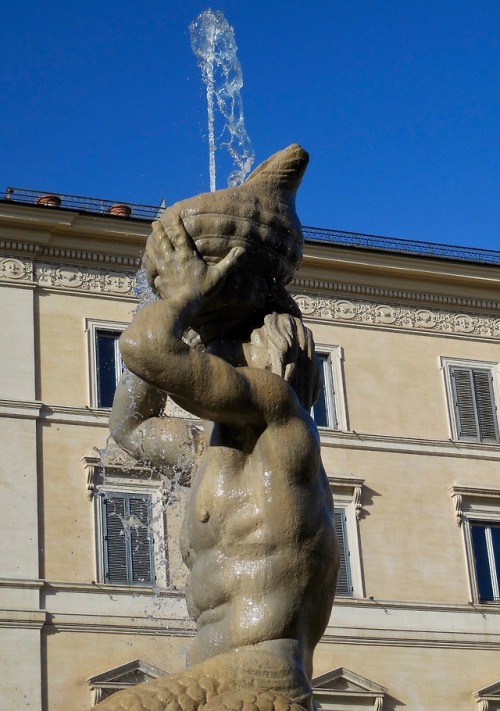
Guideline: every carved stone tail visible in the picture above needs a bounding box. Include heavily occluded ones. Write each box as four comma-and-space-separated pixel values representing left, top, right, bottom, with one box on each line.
201, 689, 307, 711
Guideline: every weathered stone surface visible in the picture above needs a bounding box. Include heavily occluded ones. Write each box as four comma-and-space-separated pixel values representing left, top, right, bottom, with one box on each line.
100, 147, 338, 711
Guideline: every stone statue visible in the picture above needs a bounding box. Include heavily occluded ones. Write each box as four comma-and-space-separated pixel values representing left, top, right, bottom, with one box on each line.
97, 145, 339, 711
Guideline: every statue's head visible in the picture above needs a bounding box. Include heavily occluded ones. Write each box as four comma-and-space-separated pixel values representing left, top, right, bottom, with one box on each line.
251, 312, 321, 412
203, 310, 320, 412
146, 144, 318, 409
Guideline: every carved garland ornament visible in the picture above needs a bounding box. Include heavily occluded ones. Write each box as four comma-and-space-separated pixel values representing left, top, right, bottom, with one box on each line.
2, 254, 500, 339
0, 256, 33, 281
293, 293, 500, 339
0, 254, 135, 294
35, 264, 135, 295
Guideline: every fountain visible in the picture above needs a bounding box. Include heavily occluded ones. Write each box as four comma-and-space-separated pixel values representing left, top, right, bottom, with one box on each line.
93, 10, 338, 711
95, 144, 339, 711
190, 9, 255, 191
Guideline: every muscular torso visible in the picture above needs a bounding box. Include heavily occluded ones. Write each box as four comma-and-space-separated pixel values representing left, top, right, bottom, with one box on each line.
180, 412, 338, 671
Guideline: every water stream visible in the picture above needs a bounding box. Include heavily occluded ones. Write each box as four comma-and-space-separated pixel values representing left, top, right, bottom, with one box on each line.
190, 9, 255, 191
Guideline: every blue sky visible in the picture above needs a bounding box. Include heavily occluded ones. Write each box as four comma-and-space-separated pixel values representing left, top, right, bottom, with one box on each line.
1, 1, 498, 249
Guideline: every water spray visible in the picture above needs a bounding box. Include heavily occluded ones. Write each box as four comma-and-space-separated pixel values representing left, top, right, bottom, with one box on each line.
190, 9, 255, 191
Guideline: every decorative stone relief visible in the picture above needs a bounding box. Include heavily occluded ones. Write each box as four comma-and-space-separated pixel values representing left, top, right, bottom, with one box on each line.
293, 293, 500, 340
0, 255, 33, 282
35, 263, 135, 295
451, 491, 463, 526
448, 485, 500, 527
473, 678, 500, 710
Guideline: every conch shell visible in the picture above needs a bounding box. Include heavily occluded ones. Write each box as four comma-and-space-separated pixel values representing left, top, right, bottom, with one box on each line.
157, 144, 309, 286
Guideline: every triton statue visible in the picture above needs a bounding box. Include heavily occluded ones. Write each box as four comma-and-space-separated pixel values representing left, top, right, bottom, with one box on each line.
98, 145, 339, 711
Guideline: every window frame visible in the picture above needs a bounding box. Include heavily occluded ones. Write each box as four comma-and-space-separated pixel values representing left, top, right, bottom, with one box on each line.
312, 667, 387, 710
441, 357, 500, 444
88, 460, 169, 588
88, 659, 167, 706
449, 485, 500, 605
100, 491, 155, 587
330, 476, 364, 599
312, 345, 348, 431
86, 319, 129, 409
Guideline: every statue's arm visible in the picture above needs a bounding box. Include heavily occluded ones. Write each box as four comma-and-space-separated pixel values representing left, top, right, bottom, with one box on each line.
120, 304, 296, 427
120, 212, 297, 426
109, 370, 202, 479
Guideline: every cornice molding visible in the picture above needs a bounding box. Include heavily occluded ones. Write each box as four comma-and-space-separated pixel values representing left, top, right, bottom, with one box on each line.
321, 630, 500, 650
0, 610, 46, 629
43, 615, 195, 636
320, 429, 500, 460
0, 239, 140, 269
292, 277, 500, 310
329, 475, 365, 519
40, 404, 110, 426
0, 399, 42, 419
0, 577, 44, 590
0, 239, 139, 266
448, 484, 500, 526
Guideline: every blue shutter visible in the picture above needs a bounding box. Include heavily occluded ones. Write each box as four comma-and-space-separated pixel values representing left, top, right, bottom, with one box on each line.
103, 495, 128, 583
334, 508, 352, 597
128, 496, 154, 584
102, 493, 154, 585
450, 367, 499, 443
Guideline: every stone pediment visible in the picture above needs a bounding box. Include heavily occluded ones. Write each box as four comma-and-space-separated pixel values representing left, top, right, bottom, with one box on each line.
312, 667, 387, 709
88, 659, 167, 704
473, 679, 500, 710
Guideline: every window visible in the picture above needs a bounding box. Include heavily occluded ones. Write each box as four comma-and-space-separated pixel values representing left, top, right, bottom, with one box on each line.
334, 507, 352, 597
312, 346, 347, 430
331, 476, 364, 599
449, 485, 500, 605
101, 492, 154, 585
85, 448, 169, 588
95, 330, 123, 408
87, 320, 129, 408
470, 523, 500, 603
442, 358, 500, 444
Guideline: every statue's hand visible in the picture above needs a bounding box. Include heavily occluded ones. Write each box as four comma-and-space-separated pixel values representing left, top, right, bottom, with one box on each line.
144, 213, 244, 304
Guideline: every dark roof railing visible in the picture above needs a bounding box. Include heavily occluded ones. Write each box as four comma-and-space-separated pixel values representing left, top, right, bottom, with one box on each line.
3, 186, 500, 266
3, 186, 162, 221
302, 224, 500, 266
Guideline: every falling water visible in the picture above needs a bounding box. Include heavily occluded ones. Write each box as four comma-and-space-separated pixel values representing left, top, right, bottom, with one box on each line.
190, 9, 255, 191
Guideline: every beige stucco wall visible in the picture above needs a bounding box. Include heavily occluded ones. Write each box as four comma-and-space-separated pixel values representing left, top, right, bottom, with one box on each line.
45, 628, 190, 710
0, 284, 35, 400
311, 319, 500, 440
38, 291, 134, 407
1, 205, 499, 710
314, 642, 500, 710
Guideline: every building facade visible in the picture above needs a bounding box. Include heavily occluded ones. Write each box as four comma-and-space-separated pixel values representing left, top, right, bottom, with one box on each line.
1, 191, 499, 710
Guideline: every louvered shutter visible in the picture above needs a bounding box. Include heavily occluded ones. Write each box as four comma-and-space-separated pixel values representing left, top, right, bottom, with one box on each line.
451, 367, 498, 443
334, 508, 352, 597
103, 495, 128, 583
102, 493, 154, 585
473, 370, 499, 442
129, 496, 154, 584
